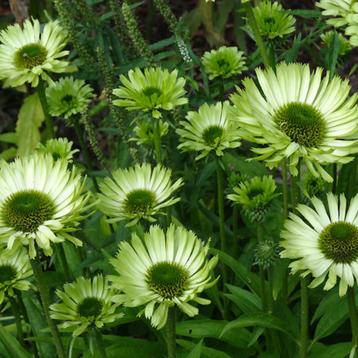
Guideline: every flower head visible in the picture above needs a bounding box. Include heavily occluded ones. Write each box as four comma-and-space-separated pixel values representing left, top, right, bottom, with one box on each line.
50, 275, 123, 336
0, 247, 32, 304
345, 5, 358, 46
302, 172, 326, 200
98, 163, 183, 226
130, 119, 169, 146
281, 193, 358, 296
36, 137, 78, 162
46, 77, 93, 119
246, 1, 295, 40
230, 63, 358, 181
0, 18, 71, 87
320, 30, 351, 55
110, 224, 218, 329
113, 67, 187, 118
316, 0, 354, 28
177, 102, 241, 160
201, 46, 247, 80
0, 153, 91, 258
254, 239, 279, 269
227, 176, 278, 223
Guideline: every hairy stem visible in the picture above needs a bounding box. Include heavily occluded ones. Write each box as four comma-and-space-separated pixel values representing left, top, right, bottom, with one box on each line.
37, 78, 54, 139
165, 308, 176, 358
347, 286, 358, 356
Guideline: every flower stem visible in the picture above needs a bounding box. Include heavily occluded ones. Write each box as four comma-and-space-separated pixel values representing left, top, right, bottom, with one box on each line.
93, 328, 107, 358
299, 276, 309, 358
55, 244, 71, 282
37, 78, 54, 139
165, 307, 176, 358
8, 295, 24, 346
153, 118, 162, 163
281, 159, 289, 301
30, 258, 66, 358
347, 286, 358, 355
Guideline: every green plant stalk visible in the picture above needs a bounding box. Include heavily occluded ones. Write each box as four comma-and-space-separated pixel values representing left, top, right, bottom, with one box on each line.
54, 244, 71, 282
347, 286, 358, 355
242, 2, 272, 67
37, 78, 54, 139
165, 308, 176, 358
299, 276, 309, 358
349, 157, 358, 200
30, 258, 66, 358
153, 118, 162, 163
8, 295, 24, 346
93, 328, 107, 358
232, 205, 239, 245
281, 159, 289, 301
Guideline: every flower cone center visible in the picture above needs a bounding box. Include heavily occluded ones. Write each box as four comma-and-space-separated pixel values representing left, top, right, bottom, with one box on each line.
14, 43, 48, 69
124, 189, 156, 215
142, 86, 162, 98
2, 190, 55, 233
0, 265, 17, 284
319, 222, 358, 263
77, 297, 103, 318
146, 262, 189, 299
274, 102, 325, 147
202, 125, 224, 146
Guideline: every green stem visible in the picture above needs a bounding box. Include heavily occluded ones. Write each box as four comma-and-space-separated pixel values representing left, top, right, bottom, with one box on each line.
232, 205, 239, 244
349, 157, 358, 200
332, 163, 337, 194
242, 2, 272, 67
299, 277, 309, 358
55, 244, 71, 282
30, 258, 66, 358
37, 78, 54, 139
153, 118, 162, 163
93, 328, 107, 358
281, 159, 289, 301
165, 308, 176, 358
8, 295, 24, 346
347, 286, 358, 355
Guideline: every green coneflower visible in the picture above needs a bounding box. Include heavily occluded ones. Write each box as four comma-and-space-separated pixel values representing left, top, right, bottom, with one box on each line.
0, 153, 91, 258
230, 63, 358, 181
36, 137, 78, 162
254, 239, 280, 269
130, 119, 169, 146
0, 18, 71, 87
201, 46, 247, 80
281, 193, 358, 296
110, 224, 218, 329
246, 1, 295, 40
113, 67, 187, 119
302, 172, 326, 200
46, 77, 94, 119
316, 0, 354, 28
320, 30, 352, 55
50, 275, 123, 336
0, 247, 32, 304
227, 176, 278, 223
98, 163, 183, 226
345, 5, 358, 46
177, 101, 241, 160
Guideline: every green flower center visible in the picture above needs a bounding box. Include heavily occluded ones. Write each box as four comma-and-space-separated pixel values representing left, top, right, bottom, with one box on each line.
274, 102, 326, 147
146, 262, 189, 299
2, 190, 55, 233
61, 95, 74, 105
0, 265, 17, 284
247, 187, 264, 199
319, 222, 358, 263
14, 43, 48, 70
77, 297, 103, 318
124, 189, 156, 216
202, 125, 224, 147
216, 58, 231, 73
142, 86, 162, 98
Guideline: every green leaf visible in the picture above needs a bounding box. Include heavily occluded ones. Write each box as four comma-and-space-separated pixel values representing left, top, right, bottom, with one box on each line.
225, 284, 262, 313
177, 339, 231, 358
0, 324, 32, 358
186, 339, 203, 358
309, 342, 352, 358
16, 93, 44, 156
0, 132, 17, 144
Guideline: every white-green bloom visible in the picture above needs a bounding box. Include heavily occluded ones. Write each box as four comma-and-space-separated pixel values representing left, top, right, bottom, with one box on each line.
0, 18, 70, 87
50, 275, 123, 336
36, 137, 78, 162
98, 163, 183, 225
113, 67, 187, 119
316, 0, 354, 28
345, 5, 358, 46
46, 77, 93, 119
246, 1, 295, 40
0, 247, 32, 304
130, 119, 169, 146
0, 153, 91, 258
177, 102, 241, 160
230, 63, 358, 181
110, 224, 218, 329
201, 46, 247, 80
281, 193, 358, 296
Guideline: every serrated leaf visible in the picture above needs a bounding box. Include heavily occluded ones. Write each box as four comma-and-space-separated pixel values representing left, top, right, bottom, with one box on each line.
16, 93, 44, 157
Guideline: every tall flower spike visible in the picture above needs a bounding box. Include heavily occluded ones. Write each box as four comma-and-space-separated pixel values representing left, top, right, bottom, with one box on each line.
0, 18, 71, 87
98, 163, 183, 226
110, 224, 218, 329
281, 193, 358, 296
0, 153, 91, 258
113, 67, 187, 118
177, 102, 241, 160
50, 275, 123, 336
230, 62, 358, 181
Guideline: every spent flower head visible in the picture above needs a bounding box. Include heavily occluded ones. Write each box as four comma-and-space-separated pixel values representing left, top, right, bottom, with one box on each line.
110, 224, 218, 329
281, 193, 358, 296
113, 67, 187, 119
201, 46, 247, 80
50, 275, 123, 336
177, 102, 241, 160
0, 18, 71, 87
